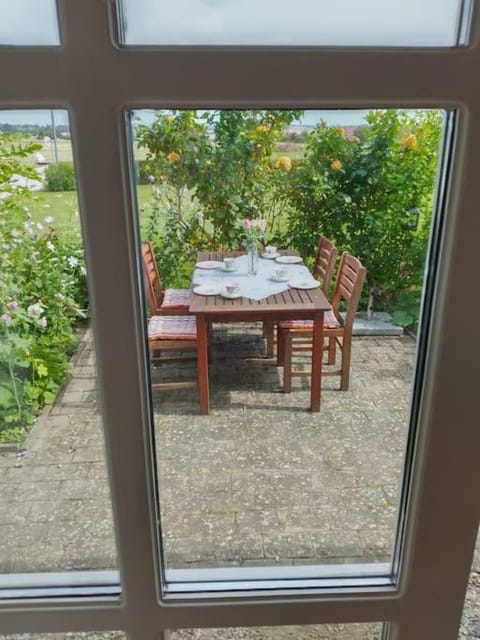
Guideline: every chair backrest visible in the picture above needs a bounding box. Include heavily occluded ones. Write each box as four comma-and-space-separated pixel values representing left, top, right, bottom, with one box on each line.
142, 241, 164, 314
312, 236, 338, 295
331, 252, 367, 330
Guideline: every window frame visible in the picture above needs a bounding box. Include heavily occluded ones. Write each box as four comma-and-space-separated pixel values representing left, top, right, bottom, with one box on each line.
1, 1, 480, 638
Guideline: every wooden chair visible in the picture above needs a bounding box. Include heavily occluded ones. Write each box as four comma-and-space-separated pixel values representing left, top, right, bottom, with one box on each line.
142, 243, 203, 395
264, 236, 338, 358
142, 241, 192, 315
148, 315, 199, 392
278, 252, 366, 392
312, 235, 338, 287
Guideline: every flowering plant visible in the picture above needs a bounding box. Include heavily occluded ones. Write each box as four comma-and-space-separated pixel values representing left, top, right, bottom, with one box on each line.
241, 218, 266, 250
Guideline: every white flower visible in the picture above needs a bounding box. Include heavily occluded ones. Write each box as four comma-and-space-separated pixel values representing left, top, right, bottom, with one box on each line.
43, 204, 52, 209
45, 216, 54, 223
39, 316, 48, 328
46, 241, 55, 251
2, 243, 10, 251
27, 302, 44, 319
80, 265, 86, 276
36, 222, 44, 231
67, 256, 79, 268
11, 228, 20, 237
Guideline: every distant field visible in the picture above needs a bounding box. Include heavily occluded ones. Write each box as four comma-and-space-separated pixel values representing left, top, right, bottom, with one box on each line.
26, 139, 306, 165
25, 138, 148, 165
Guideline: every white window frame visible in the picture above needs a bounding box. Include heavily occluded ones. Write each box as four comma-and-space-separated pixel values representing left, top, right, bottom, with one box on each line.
1, 1, 480, 638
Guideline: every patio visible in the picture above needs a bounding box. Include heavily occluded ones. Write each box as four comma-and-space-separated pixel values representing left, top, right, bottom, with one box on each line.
0, 324, 478, 637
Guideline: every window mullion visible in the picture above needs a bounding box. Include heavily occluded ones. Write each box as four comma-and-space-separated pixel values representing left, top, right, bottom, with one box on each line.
69, 102, 161, 618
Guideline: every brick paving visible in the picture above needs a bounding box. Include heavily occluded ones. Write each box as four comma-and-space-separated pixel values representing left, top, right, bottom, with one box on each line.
0, 325, 478, 639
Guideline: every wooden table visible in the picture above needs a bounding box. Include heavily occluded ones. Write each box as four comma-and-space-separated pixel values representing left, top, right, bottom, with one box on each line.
190, 251, 331, 415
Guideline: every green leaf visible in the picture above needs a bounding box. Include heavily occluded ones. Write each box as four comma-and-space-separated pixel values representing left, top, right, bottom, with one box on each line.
0, 385, 14, 408
36, 363, 49, 377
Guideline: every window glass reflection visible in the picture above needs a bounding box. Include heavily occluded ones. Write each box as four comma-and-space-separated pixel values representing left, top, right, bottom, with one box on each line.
120, 0, 463, 46
0, 0, 59, 45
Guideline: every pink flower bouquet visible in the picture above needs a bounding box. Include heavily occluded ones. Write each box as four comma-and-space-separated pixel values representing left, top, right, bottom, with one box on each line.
242, 218, 266, 249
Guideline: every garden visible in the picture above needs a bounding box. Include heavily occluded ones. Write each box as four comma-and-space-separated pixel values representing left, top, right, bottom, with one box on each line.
0, 109, 442, 442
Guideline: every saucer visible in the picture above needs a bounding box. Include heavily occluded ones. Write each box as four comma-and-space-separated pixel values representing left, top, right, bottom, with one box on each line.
222, 290, 242, 299
196, 260, 222, 270
275, 255, 303, 264
222, 265, 238, 273
193, 285, 221, 296
288, 279, 320, 290
261, 252, 281, 260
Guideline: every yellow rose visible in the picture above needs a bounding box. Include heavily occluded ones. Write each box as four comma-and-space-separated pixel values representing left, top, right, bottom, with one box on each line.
256, 124, 268, 133
331, 160, 342, 171
404, 134, 417, 149
168, 151, 180, 162
276, 156, 292, 171
335, 127, 345, 137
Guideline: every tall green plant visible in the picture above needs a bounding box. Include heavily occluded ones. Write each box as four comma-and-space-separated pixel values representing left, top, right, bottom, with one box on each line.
137, 110, 302, 284
287, 110, 442, 318
0, 132, 87, 441
195, 110, 302, 248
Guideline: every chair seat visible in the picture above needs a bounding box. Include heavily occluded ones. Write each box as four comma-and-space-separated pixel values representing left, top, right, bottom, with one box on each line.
162, 288, 192, 309
148, 315, 197, 340
279, 308, 340, 331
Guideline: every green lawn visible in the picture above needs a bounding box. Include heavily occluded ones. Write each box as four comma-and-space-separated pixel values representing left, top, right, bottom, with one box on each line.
29, 185, 155, 239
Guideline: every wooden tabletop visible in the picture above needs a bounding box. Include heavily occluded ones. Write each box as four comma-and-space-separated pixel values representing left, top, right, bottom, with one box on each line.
190, 251, 330, 318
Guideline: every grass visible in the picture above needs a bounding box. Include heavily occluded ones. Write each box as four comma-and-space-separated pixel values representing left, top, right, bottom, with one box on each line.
28, 185, 156, 239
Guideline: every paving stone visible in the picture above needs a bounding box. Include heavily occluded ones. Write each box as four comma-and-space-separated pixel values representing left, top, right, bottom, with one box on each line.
0, 325, 478, 638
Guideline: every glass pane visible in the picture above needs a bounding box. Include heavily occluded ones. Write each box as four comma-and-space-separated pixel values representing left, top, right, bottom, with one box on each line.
171, 623, 384, 639
120, 0, 464, 46
0, 0, 59, 45
0, 111, 117, 577
132, 108, 447, 578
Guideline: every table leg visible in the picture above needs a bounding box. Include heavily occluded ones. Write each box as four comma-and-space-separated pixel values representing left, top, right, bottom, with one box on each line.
196, 314, 210, 415
310, 310, 324, 412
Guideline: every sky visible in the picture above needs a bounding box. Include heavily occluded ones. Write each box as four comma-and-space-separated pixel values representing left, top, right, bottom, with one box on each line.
0, 109, 370, 128
0, 0, 461, 47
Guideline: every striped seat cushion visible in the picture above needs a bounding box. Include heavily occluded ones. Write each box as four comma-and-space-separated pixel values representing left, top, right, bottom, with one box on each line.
162, 288, 192, 309
279, 308, 340, 331
148, 315, 197, 340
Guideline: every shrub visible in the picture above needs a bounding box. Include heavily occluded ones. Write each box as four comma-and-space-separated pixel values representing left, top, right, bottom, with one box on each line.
0, 133, 87, 442
44, 161, 76, 191
137, 110, 303, 283
287, 110, 443, 320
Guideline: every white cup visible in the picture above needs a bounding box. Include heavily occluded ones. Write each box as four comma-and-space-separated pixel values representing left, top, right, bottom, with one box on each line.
224, 257, 236, 271
275, 267, 288, 281
225, 281, 240, 295
265, 245, 277, 256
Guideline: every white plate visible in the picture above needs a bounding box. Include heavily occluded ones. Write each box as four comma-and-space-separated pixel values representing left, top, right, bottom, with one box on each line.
193, 285, 221, 296
275, 255, 303, 264
261, 252, 281, 260
195, 260, 222, 270
288, 279, 320, 290
221, 290, 242, 299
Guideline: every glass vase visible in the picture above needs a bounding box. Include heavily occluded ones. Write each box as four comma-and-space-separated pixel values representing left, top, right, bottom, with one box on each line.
247, 245, 259, 276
